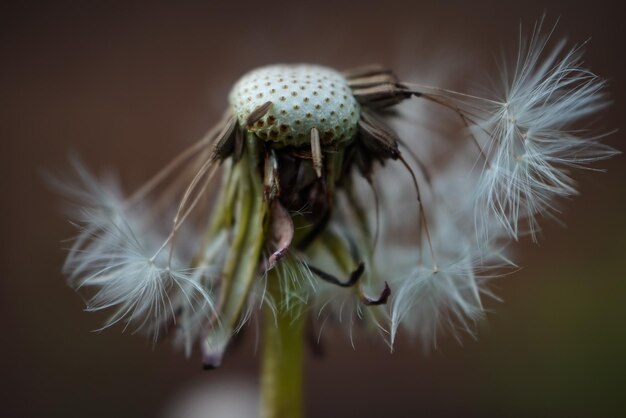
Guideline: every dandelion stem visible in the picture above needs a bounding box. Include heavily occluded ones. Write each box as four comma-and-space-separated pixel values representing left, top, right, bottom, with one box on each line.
260, 272, 305, 418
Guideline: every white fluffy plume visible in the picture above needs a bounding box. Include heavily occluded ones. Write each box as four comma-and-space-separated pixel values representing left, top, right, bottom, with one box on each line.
387, 205, 511, 348
469, 21, 618, 239
57, 160, 215, 341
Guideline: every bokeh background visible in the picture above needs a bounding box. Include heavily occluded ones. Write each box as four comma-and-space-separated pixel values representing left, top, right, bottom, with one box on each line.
1, 1, 624, 417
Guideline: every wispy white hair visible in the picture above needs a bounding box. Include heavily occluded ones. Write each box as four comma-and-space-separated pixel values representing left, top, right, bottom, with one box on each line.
470, 20, 618, 240
57, 160, 215, 342
387, 194, 512, 348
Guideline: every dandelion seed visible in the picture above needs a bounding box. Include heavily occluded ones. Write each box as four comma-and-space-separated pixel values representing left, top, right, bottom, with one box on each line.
56, 161, 218, 342
464, 21, 617, 239
388, 210, 512, 348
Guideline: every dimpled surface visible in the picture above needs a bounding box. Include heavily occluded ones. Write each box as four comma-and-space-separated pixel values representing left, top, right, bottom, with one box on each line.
229, 64, 360, 147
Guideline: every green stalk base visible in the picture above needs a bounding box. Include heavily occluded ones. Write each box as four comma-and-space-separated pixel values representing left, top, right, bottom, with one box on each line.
260, 282, 305, 418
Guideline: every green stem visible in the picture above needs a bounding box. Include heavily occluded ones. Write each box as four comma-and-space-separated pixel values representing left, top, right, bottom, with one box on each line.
261, 277, 305, 418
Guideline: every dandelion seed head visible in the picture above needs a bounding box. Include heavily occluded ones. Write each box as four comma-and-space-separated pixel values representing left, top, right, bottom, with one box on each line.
53, 17, 616, 367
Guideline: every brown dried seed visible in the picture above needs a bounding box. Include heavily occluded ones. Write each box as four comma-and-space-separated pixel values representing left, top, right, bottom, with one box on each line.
352, 84, 411, 108
342, 64, 393, 79
310, 127, 323, 178
211, 114, 238, 161
347, 73, 400, 89
244, 101, 273, 126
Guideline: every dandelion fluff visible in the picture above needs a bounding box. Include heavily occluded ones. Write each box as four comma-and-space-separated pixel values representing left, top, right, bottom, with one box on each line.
59, 163, 216, 341
470, 22, 618, 239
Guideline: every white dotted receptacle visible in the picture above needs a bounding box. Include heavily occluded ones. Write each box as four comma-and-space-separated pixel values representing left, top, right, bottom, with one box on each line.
229, 64, 360, 147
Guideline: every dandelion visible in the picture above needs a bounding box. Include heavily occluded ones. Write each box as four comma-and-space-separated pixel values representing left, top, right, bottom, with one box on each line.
54, 20, 616, 418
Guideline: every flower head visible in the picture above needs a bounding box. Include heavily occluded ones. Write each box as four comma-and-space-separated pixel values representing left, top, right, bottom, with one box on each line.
55, 21, 616, 367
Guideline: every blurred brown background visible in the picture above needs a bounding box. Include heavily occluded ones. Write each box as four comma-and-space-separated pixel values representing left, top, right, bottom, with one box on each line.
1, 1, 624, 417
